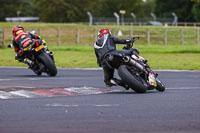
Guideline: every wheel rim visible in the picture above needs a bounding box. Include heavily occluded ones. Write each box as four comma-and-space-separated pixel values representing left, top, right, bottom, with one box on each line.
127, 67, 147, 87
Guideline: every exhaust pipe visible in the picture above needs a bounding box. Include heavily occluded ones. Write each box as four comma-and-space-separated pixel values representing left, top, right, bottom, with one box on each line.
124, 56, 147, 74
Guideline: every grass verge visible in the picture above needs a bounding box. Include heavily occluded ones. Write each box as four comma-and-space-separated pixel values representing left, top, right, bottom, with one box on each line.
0, 44, 200, 70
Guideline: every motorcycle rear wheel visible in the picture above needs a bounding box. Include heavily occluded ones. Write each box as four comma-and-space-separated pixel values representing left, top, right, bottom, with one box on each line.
37, 52, 57, 76
118, 65, 147, 93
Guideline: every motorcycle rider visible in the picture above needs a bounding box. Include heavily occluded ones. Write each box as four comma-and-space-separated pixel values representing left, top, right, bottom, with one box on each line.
94, 29, 157, 89
11, 25, 51, 67
94, 29, 140, 89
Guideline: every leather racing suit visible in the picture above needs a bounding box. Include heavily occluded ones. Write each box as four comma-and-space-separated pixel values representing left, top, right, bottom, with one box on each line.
13, 31, 41, 62
94, 34, 138, 87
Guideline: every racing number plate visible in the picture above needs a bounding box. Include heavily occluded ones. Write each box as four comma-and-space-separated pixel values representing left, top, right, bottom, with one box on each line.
35, 44, 45, 52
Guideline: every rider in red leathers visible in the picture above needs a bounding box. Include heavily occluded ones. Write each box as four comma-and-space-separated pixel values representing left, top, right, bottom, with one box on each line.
11, 25, 53, 67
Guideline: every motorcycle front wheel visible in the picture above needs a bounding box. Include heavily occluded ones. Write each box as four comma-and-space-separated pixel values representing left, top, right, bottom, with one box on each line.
156, 78, 165, 92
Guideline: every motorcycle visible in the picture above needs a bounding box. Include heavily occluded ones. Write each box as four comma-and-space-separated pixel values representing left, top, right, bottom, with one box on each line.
104, 37, 165, 93
8, 39, 57, 76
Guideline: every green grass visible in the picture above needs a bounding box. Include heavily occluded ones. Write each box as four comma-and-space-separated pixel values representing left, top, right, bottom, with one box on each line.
1, 22, 194, 29
0, 22, 200, 70
0, 22, 90, 29
0, 44, 200, 70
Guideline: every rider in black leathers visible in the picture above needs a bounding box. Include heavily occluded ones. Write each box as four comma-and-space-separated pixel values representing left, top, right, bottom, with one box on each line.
94, 29, 139, 89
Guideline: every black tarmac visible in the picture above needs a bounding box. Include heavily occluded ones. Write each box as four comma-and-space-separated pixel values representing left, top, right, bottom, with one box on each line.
0, 67, 200, 133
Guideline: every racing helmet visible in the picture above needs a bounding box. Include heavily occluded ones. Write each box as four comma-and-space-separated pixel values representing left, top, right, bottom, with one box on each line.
12, 25, 24, 36
97, 29, 111, 38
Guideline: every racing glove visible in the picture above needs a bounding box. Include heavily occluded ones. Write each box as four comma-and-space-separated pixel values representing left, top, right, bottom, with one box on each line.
18, 49, 24, 56
97, 61, 102, 67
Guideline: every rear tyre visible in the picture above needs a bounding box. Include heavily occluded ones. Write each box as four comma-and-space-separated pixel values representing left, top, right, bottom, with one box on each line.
118, 65, 147, 93
37, 52, 57, 76
156, 78, 165, 92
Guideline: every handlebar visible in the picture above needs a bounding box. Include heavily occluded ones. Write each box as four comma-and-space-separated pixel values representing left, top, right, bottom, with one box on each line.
7, 44, 13, 48
124, 36, 140, 49
132, 36, 140, 42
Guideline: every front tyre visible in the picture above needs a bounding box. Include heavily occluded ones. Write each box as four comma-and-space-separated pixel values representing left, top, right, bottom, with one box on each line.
37, 52, 57, 76
156, 78, 165, 92
118, 65, 147, 93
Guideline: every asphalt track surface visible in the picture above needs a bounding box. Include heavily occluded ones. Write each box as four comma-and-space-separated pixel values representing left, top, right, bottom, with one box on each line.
0, 67, 200, 133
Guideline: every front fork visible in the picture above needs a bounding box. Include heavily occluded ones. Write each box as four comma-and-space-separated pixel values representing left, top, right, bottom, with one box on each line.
44, 46, 55, 63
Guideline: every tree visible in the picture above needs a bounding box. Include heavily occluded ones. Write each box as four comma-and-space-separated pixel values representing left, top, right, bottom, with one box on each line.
31, 0, 154, 22
154, 0, 195, 22
142, 0, 155, 17
33, 0, 98, 22
0, 0, 20, 21
92, 0, 145, 17
0, 0, 36, 21
192, 3, 200, 22
34, 0, 68, 22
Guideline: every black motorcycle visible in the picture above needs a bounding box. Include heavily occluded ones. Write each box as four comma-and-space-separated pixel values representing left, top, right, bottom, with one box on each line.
104, 37, 165, 93
8, 39, 57, 76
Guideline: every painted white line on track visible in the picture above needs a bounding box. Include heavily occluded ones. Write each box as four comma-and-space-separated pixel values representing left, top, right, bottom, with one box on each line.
58, 68, 200, 72
29, 78, 39, 80
0, 86, 123, 99
0, 91, 23, 99
0, 77, 91, 82
0, 79, 13, 81
95, 104, 119, 107
1, 66, 199, 72
0, 86, 36, 89
45, 103, 119, 107
0, 66, 102, 71
167, 87, 200, 90
64, 87, 103, 95
14, 86, 36, 89
0, 67, 27, 69
1, 78, 41, 81
59, 67, 102, 71
0, 78, 39, 82
154, 69, 200, 72
9, 90, 44, 98
45, 103, 79, 107
64, 86, 123, 95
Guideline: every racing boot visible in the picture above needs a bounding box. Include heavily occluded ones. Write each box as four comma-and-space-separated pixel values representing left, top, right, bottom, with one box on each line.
113, 78, 129, 90
105, 80, 115, 87
106, 78, 129, 90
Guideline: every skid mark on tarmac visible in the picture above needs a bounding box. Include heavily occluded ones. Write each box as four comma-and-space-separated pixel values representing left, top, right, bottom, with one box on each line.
0, 87, 122, 100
